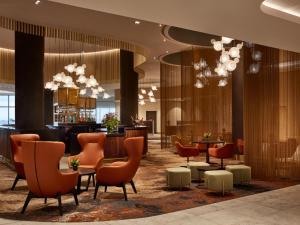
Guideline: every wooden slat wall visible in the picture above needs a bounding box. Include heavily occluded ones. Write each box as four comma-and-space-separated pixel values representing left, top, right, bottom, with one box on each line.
244, 45, 300, 179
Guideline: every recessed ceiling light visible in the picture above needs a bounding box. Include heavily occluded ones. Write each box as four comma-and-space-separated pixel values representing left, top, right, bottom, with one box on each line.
166, 50, 169, 54
159, 24, 162, 27
134, 20, 141, 25
163, 38, 167, 42
35, 0, 41, 5
153, 56, 157, 60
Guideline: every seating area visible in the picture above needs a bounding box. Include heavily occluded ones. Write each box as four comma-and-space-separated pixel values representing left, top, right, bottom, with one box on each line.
0, 1, 300, 225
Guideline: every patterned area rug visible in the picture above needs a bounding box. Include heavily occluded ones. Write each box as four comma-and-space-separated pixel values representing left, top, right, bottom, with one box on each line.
0, 142, 298, 222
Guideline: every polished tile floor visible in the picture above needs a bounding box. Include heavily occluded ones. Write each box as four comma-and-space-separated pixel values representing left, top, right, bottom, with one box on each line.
0, 184, 299, 225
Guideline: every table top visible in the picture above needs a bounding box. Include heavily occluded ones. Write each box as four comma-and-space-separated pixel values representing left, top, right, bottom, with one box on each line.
61, 168, 95, 175
192, 140, 225, 144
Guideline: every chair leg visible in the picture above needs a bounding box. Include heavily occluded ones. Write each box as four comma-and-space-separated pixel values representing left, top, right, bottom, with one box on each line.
94, 182, 100, 200
104, 186, 107, 192
11, 174, 20, 191
187, 157, 190, 163
92, 175, 95, 187
21, 191, 32, 214
44, 197, 47, 204
130, 180, 137, 194
221, 158, 224, 169
86, 175, 91, 191
122, 183, 128, 201
72, 189, 79, 206
57, 193, 63, 216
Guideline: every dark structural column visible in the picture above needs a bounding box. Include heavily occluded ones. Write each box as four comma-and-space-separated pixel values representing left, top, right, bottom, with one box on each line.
120, 50, 138, 125
15, 32, 45, 129
44, 89, 53, 125
232, 49, 244, 142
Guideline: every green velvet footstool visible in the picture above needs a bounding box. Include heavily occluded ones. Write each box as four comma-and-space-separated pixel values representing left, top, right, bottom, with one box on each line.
204, 170, 233, 195
187, 161, 210, 181
225, 165, 251, 185
166, 167, 191, 189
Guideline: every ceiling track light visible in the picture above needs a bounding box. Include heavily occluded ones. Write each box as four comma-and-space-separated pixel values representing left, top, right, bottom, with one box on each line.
134, 20, 141, 25
35, 0, 41, 5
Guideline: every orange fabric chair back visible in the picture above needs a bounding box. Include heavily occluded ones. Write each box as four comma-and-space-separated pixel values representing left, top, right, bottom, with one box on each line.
22, 141, 67, 197
77, 132, 106, 167
217, 143, 235, 158
123, 137, 144, 181
10, 134, 40, 177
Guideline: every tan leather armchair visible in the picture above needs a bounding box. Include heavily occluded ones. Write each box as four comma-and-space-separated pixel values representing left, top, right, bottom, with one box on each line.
68, 133, 106, 170
21, 141, 78, 215
9, 134, 40, 190
94, 137, 144, 201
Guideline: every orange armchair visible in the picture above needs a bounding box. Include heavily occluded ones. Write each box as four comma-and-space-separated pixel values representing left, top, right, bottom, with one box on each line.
208, 143, 234, 168
68, 133, 106, 170
21, 141, 79, 215
9, 134, 40, 190
175, 141, 200, 163
94, 137, 144, 201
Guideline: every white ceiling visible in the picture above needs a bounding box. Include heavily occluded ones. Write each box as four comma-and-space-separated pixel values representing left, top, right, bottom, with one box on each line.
0, 0, 300, 88
49, 0, 300, 53
262, 0, 300, 24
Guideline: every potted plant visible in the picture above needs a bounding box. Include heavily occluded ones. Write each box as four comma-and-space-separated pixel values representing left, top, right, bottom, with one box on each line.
102, 113, 120, 134
70, 158, 80, 171
203, 132, 212, 140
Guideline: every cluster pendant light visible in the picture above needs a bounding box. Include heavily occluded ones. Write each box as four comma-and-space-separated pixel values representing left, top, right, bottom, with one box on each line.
194, 36, 243, 88
138, 83, 158, 106
45, 63, 109, 99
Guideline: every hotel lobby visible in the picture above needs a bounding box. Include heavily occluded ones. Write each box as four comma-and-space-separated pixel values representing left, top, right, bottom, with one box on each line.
0, 0, 300, 224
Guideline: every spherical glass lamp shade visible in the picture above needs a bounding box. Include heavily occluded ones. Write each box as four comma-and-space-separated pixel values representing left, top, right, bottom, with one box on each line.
138, 94, 144, 100
151, 85, 158, 91
215, 64, 228, 77
75, 64, 86, 75
103, 92, 110, 99
98, 86, 105, 92
80, 88, 87, 95
64, 63, 77, 73
62, 75, 73, 84
199, 58, 207, 68
139, 99, 145, 105
204, 68, 212, 77
194, 63, 200, 70
149, 97, 156, 102
92, 88, 99, 95
226, 60, 237, 71
213, 41, 223, 51
51, 84, 59, 91
221, 37, 233, 44
141, 89, 146, 94
45, 81, 54, 89
76, 75, 87, 84
220, 52, 230, 64
90, 94, 98, 99
148, 90, 154, 97
249, 63, 260, 74
229, 47, 240, 58
194, 79, 204, 88
252, 50, 262, 61
218, 79, 228, 87
53, 72, 65, 82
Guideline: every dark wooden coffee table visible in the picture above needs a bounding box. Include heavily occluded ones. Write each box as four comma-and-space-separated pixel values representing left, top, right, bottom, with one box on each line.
61, 168, 96, 194
76, 168, 96, 193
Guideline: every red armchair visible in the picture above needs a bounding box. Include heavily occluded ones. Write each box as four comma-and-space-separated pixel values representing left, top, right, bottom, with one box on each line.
94, 137, 144, 201
21, 141, 78, 215
9, 134, 40, 190
175, 141, 200, 163
208, 143, 234, 168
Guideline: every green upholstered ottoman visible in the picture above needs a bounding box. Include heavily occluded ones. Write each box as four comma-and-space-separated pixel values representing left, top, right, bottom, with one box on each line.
204, 170, 233, 195
225, 165, 251, 185
166, 167, 191, 189
187, 162, 210, 181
